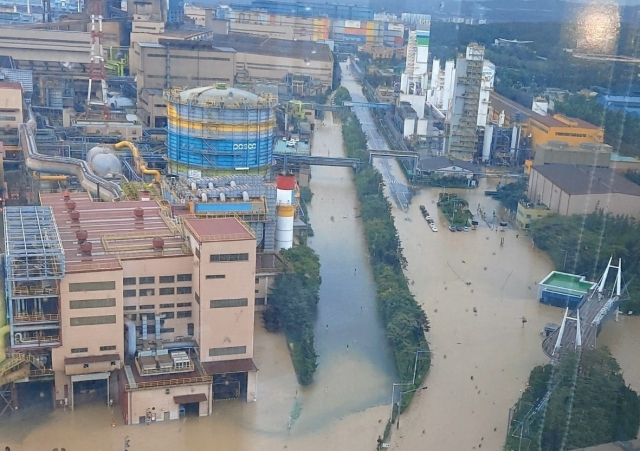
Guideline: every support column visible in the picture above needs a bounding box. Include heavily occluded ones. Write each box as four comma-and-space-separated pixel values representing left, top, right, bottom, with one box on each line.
246, 371, 257, 402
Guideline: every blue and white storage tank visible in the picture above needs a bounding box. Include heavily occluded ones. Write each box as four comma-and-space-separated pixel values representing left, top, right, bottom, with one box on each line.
164, 84, 277, 174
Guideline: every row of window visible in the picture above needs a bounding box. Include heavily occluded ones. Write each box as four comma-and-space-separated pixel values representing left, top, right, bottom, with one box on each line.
209, 346, 246, 357
123, 274, 192, 285
70, 315, 116, 326
128, 311, 192, 320
70, 298, 116, 309
210, 253, 249, 262
210, 298, 248, 308
123, 302, 192, 311
123, 287, 193, 297
69, 281, 116, 292
70, 345, 116, 354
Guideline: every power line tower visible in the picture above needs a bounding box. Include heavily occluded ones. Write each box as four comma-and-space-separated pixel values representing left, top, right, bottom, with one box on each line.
87, 5, 110, 119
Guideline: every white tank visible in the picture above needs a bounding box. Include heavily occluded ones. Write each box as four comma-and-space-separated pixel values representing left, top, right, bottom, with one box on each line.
86, 145, 112, 164
89, 152, 122, 177
191, 182, 197, 191
201, 192, 208, 202
275, 205, 295, 251
208, 182, 214, 189
219, 193, 226, 202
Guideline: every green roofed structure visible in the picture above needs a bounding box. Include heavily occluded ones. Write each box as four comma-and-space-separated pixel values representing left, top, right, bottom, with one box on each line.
538, 271, 596, 309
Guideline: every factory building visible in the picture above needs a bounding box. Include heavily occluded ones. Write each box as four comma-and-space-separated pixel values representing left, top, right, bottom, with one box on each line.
164, 85, 277, 173
527, 164, 640, 219
489, 93, 603, 150
0, 81, 24, 130
227, 0, 374, 21
1, 193, 262, 423
131, 35, 332, 126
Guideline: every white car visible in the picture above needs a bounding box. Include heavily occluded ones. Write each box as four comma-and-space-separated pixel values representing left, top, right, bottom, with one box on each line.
431, 225, 438, 232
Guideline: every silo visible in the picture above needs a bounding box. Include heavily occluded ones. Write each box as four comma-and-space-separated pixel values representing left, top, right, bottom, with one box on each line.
164, 84, 276, 174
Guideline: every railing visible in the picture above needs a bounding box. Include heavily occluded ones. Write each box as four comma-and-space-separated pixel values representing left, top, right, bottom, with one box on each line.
14, 335, 60, 345
12, 285, 59, 296
13, 313, 60, 323
126, 375, 212, 391
137, 362, 195, 376
66, 260, 122, 273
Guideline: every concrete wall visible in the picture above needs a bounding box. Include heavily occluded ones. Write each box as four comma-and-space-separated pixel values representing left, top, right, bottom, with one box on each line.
0, 27, 90, 71
190, 237, 256, 363
533, 146, 611, 167
0, 85, 23, 130
52, 268, 125, 403
127, 383, 211, 424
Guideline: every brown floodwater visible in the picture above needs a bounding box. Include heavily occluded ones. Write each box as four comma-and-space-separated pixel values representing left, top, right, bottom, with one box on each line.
1, 104, 637, 451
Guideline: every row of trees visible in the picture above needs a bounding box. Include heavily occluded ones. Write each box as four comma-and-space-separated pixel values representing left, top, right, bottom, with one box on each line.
529, 210, 640, 313
342, 111, 431, 406
262, 246, 321, 385
505, 348, 639, 450
437, 193, 473, 227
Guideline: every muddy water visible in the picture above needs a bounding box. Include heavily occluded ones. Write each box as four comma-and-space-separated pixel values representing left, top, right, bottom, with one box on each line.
375, 158, 640, 451
0, 111, 395, 451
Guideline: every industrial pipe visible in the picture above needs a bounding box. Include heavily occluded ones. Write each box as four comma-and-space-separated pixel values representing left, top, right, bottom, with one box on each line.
33, 172, 68, 181
115, 141, 161, 183
20, 112, 123, 202
124, 319, 136, 357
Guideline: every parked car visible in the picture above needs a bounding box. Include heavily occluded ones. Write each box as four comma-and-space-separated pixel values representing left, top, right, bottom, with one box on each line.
449, 225, 456, 232
431, 225, 438, 232
463, 227, 470, 232
456, 226, 463, 232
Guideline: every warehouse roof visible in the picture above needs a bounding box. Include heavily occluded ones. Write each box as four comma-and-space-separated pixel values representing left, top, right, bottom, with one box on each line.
533, 164, 640, 196
490, 92, 601, 130
419, 156, 477, 172
160, 33, 332, 62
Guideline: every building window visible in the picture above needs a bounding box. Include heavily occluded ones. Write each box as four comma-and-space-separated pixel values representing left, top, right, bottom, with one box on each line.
177, 311, 192, 318
195, 292, 200, 304
140, 304, 154, 310
123, 277, 136, 286
187, 323, 194, 336
195, 248, 200, 259
70, 315, 116, 326
210, 253, 249, 262
129, 314, 137, 320
160, 303, 175, 309
139, 277, 155, 284
177, 274, 192, 282
164, 312, 175, 319
123, 289, 136, 298
210, 298, 249, 308
209, 346, 246, 357
71, 347, 88, 353
139, 289, 155, 296
100, 345, 116, 351
255, 290, 259, 294
159, 275, 175, 284
160, 328, 175, 333
177, 302, 192, 308
206, 274, 226, 279
177, 286, 192, 294
70, 298, 116, 309
255, 297, 266, 306
123, 306, 136, 311
69, 281, 116, 292
255, 277, 259, 284
159, 287, 175, 296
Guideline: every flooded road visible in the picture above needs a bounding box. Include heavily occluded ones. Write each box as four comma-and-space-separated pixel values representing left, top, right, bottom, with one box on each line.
340, 63, 640, 450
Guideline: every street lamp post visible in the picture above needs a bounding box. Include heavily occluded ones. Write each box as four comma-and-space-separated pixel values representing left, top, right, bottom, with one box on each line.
412, 350, 432, 386
389, 382, 411, 425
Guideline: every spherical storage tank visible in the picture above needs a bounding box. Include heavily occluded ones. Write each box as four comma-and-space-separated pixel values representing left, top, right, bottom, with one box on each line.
165, 84, 276, 171
86, 146, 122, 178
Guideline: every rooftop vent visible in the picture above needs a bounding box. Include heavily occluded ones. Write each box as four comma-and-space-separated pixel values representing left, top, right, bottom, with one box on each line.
80, 241, 92, 256
70, 210, 80, 222
66, 201, 76, 212
134, 207, 144, 219
63, 190, 71, 201
76, 229, 88, 244
152, 237, 164, 251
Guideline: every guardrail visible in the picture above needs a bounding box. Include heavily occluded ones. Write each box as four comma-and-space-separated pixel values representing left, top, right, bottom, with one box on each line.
125, 375, 212, 391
